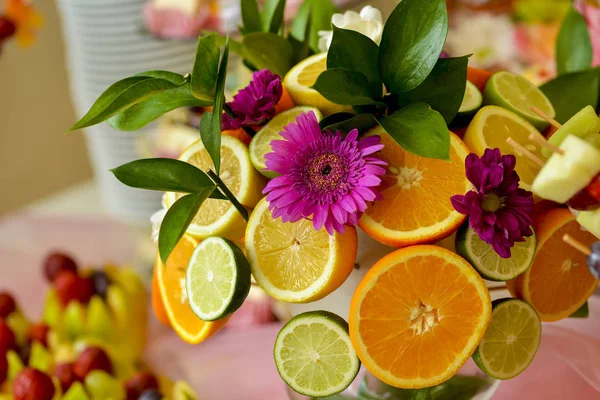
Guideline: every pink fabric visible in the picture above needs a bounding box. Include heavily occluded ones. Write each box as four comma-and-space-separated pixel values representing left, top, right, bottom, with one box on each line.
1, 213, 600, 399
575, 0, 600, 66
143, 3, 213, 39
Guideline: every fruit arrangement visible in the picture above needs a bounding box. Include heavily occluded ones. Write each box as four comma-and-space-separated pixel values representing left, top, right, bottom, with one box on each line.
0, 252, 199, 400
69, 0, 599, 398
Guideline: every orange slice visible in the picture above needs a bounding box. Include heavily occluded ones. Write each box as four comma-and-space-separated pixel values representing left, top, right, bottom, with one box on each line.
509, 208, 599, 322
359, 129, 471, 247
152, 266, 170, 327
156, 234, 228, 343
349, 245, 491, 389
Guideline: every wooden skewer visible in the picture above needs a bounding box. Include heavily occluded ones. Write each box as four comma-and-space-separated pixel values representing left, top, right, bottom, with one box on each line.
506, 137, 546, 167
563, 234, 592, 256
528, 133, 565, 155
488, 285, 508, 292
531, 106, 562, 129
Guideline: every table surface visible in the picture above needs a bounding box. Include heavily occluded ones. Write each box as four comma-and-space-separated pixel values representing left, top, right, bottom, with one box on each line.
3, 180, 600, 400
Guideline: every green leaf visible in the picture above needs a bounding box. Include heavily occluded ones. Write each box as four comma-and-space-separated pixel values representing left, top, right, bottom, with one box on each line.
388, 56, 469, 123
71, 76, 177, 130
243, 32, 293, 77
320, 113, 377, 134
379, 0, 448, 93
191, 34, 220, 101
319, 112, 356, 130
308, 0, 337, 52
328, 26, 382, 99
569, 301, 589, 318
261, 0, 286, 33
377, 102, 450, 160
136, 71, 186, 85
290, 0, 312, 41
111, 158, 214, 192
556, 7, 593, 75
159, 189, 214, 264
313, 68, 381, 106
540, 68, 599, 123
109, 84, 210, 131
241, 0, 262, 34
288, 35, 312, 66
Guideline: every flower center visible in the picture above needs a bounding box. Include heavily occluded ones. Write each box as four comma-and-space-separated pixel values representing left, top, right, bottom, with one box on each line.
482, 193, 502, 212
409, 301, 440, 335
305, 152, 349, 193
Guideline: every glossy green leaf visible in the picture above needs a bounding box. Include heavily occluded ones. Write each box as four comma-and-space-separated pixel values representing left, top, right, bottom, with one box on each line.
540, 68, 599, 123
108, 84, 210, 131
288, 35, 312, 66
159, 189, 214, 264
320, 113, 377, 134
308, 0, 337, 52
569, 301, 589, 318
313, 68, 381, 106
243, 32, 293, 76
318, 112, 356, 130
241, 0, 262, 34
111, 158, 214, 192
328, 26, 382, 99
379, 0, 448, 93
389, 56, 469, 123
556, 7, 593, 75
377, 103, 450, 160
136, 71, 186, 85
261, 0, 286, 33
191, 34, 220, 101
290, 0, 312, 41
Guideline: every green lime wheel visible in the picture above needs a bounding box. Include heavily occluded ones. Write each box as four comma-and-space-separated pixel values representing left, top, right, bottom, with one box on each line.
458, 81, 483, 116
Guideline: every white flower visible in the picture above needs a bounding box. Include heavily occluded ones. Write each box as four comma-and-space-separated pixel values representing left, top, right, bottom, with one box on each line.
317, 6, 384, 53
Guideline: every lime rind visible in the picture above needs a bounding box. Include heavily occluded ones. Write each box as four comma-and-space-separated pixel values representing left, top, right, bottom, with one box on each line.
456, 223, 536, 281
473, 299, 542, 380
274, 311, 361, 398
458, 81, 483, 116
186, 237, 251, 321
250, 106, 323, 178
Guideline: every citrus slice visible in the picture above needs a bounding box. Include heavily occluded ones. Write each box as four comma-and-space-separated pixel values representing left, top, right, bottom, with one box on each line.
483, 71, 555, 131
463, 105, 546, 190
274, 311, 361, 397
245, 198, 358, 303
349, 245, 491, 389
473, 298, 542, 380
151, 266, 170, 327
455, 223, 537, 281
165, 136, 266, 241
186, 237, 251, 321
508, 208, 599, 322
283, 53, 353, 116
249, 106, 323, 178
458, 80, 483, 116
156, 235, 228, 344
358, 129, 471, 248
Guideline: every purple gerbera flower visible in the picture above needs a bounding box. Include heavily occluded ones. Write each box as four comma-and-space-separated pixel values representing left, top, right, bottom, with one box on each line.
263, 111, 387, 235
222, 69, 282, 130
451, 148, 534, 258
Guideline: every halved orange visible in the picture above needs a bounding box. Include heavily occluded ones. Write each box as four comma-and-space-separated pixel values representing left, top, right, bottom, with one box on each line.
359, 129, 471, 247
349, 245, 491, 389
156, 234, 229, 343
508, 208, 599, 322
152, 266, 170, 327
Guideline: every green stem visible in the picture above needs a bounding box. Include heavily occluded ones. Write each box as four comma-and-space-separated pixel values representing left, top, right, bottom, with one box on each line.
223, 104, 256, 138
207, 170, 249, 222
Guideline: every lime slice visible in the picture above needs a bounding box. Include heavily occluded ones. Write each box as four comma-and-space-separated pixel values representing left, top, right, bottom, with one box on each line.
455, 223, 536, 281
186, 237, 251, 321
458, 81, 483, 116
473, 299, 542, 380
545, 105, 600, 157
483, 71, 555, 131
274, 311, 361, 397
250, 106, 323, 178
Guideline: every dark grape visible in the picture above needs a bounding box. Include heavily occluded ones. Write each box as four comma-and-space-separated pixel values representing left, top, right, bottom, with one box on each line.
89, 271, 111, 299
0, 353, 7, 385
13, 368, 56, 400
0, 17, 16, 41
0, 320, 17, 354
53, 362, 77, 392
125, 372, 160, 400
73, 347, 113, 379
54, 271, 95, 306
586, 242, 600, 280
0, 292, 17, 318
139, 389, 163, 400
43, 252, 78, 282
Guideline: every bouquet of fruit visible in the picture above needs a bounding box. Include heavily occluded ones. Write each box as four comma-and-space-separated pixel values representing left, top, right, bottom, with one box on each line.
69, 0, 600, 398
0, 253, 199, 400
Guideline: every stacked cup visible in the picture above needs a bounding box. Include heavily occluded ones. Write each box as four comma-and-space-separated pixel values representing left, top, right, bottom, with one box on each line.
57, 0, 198, 221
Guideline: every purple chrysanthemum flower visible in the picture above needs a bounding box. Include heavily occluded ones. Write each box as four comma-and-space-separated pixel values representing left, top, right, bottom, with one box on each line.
451, 148, 534, 258
263, 111, 387, 235
222, 69, 282, 130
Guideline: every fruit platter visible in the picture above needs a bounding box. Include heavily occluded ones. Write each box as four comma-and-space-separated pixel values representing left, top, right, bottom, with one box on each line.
3, 0, 600, 398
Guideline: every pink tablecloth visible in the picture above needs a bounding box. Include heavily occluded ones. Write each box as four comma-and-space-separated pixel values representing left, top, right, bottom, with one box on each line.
1, 213, 599, 399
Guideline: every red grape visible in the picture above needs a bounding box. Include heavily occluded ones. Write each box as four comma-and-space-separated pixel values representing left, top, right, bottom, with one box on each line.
12, 368, 56, 400
0, 292, 16, 318
43, 252, 78, 283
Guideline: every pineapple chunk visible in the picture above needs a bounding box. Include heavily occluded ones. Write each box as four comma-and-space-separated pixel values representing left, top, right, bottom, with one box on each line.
577, 209, 600, 239
532, 135, 600, 203
545, 105, 600, 158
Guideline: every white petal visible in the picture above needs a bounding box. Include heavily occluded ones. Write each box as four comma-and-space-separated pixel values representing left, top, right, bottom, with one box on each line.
318, 30, 333, 52
359, 6, 383, 24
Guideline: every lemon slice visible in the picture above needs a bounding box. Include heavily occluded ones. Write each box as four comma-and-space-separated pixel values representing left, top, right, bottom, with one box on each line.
165, 136, 266, 240
249, 106, 323, 178
245, 198, 358, 303
463, 106, 546, 190
283, 53, 353, 116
